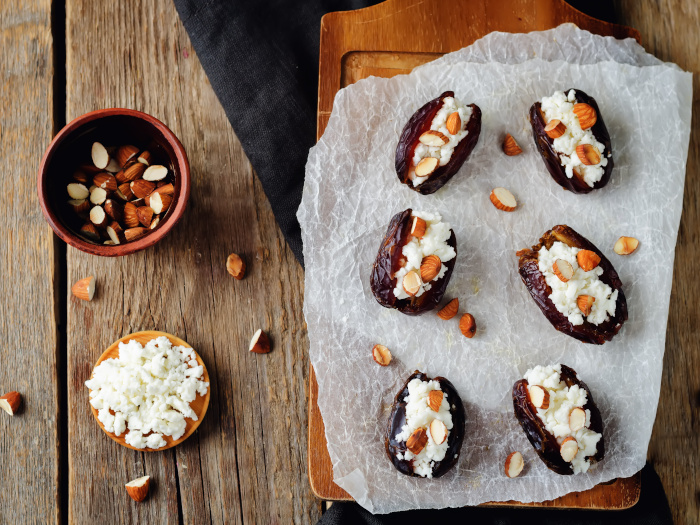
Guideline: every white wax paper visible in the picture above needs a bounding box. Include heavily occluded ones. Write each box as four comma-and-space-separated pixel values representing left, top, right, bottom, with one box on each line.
298, 26, 692, 513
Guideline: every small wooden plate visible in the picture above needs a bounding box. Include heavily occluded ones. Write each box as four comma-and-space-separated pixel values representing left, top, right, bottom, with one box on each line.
88, 330, 210, 451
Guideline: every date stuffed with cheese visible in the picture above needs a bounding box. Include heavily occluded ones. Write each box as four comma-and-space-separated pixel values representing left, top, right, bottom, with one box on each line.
370, 209, 457, 315
395, 91, 481, 195
529, 89, 613, 194
516, 225, 627, 344
512, 364, 605, 475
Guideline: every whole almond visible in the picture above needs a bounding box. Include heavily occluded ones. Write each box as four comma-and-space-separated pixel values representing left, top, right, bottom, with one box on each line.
446, 111, 461, 135
459, 313, 476, 338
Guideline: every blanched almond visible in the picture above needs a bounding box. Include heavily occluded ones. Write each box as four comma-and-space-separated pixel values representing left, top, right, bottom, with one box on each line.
490, 187, 517, 212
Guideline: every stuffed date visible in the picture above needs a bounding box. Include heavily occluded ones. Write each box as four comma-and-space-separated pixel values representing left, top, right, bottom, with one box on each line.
395, 91, 481, 195
370, 209, 456, 315
386, 371, 466, 478
516, 225, 627, 344
512, 364, 604, 475
529, 89, 613, 194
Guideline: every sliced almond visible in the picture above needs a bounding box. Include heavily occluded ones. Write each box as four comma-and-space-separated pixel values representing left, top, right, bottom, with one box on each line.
67, 183, 89, 200
576, 144, 601, 165
429, 419, 447, 445
143, 165, 169, 182
68, 199, 89, 214
125, 475, 150, 502
504, 451, 524, 478
226, 253, 246, 280
573, 103, 597, 130
71, 276, 95, 301
372, 344, 392, 366
89, 206, 107, 228
528, 385, 549, 410
79, 222, 100, 242
552, 259, 574, 282
576, 249, 601, 272
446, 111, 461, 135
414, 157, 439, 178
146, 192, 172, 215
249, 329, 271, 354
420, 254, 441, 282
502, 134, 523, 156
105, 158, 121, 173
459, 313, 476, 338
91, 142, 109, 169
437, 298, 459, 320
544, 119, 566, 139
560, 437, 579, 462
130, 179, 156, 199
89, 187, 107, 206
103, 199, 122, 222
149, 216, 161, 230
406, 427, 428, 455
137, 150, 151, 165
93, 172, 118, 191
419, 130, 449, 147
577, 295, 595, 316
427, 390, 443, 412
569, 407, 587, 432
106, 222, 124, 245
0, 392, 21, 416
410, 216, 426, 238
614, 236, 639, 255
490, 187, 517, 212
402, 270, 422, 296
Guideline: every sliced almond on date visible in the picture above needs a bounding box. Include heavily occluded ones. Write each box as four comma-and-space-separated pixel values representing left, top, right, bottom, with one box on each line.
552, 259, 574, 282
402, 270, 422, 296
446, 111, 461, 135
544, 119, 566, 139
429, 419, 447, 445
576, 249, 601, 272
569, 407, 587, 432
427, 390, 443, 412
490, 187, 517, 212
504, 451, 524, 478
419, 130, 449, 147
576, 144, 601, 165
437, 298, 459, 320
414, 157, 439, 178
372, 344, 392, 366
420, 254, 441, 282
573, 103, 597, 129
577, 294, 595, 316
502, 134, 522, 156
410, 216, 427, 238
528, 385, 549, 410
560, 436, 579, 462
406, 427, 428, 454
614, 236, 639, 255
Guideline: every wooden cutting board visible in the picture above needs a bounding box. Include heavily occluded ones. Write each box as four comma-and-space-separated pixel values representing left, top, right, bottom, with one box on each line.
310, 0, 642, 507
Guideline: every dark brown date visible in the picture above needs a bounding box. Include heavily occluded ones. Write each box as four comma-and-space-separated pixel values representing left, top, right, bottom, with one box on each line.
395, 91, 482, 195
516, 225, 627, 344
386, 371, 466, 478
370, 209, 456, 315
529, 89, 613, 194
512, 364, 605, 475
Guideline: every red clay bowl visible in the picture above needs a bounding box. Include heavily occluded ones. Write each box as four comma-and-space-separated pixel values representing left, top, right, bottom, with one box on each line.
38, 108, 190, 256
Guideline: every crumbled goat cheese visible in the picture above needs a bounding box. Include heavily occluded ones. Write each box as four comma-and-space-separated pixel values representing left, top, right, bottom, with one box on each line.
85, 336, 209, 449
524, 365, 602, 474
411, 96, 472, 186
540, 90, 608, 187
392, 211, 456, 300
394, 377, 453, 478
538, 241, 617, 326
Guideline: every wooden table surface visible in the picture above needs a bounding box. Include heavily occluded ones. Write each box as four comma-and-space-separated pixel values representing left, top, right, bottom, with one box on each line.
0, 0, 697, 523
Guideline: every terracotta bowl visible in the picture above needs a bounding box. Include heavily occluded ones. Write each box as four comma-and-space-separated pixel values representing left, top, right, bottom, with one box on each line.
38, 108, 190, 256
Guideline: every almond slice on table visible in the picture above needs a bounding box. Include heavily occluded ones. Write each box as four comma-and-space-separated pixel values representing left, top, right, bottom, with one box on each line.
125, 476, 150, 502
226, 253, 246, 279
560, 437, 579, 462
576, 144, 601, 165
116, 145, 139, 167
410, 216, 427, 238
414, 157, 439, 178
544, 119, 566, 139
502, 134, 523, 156
89, 206, 107, 228
552, 259, 574, 282
72, 276, 95, 301
427, 390, 443, 412
91, 141, 110, 169
429, 419, 447, 445
614, 236, 639, 255
576, 249, 601, 272
577, 295, 595, 316
146, 192, 172, 215
446, 112, 461, 135
420, 254, 441, 282
67, 183, 89, 200
143, 164, 169, 182
437, 298, 459, 320
124, 227, 147, 242
419, 130, 449, 147
402, 270, 422, 297
490, 187, 517, 212
372, 344, 392, 366
569, 407, 587, 432
504, 451, 524, 478
573, 103, 597, 129
459, 313, 476, 338
406, 427, 428, 454
249, 329, 271, 354
528, 385, 549, 409
0, 392, 21, 416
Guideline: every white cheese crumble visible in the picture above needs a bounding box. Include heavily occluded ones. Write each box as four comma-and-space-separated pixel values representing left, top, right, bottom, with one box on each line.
394, 377, 453, 478
524, 365, 602, 474
85, 336, 209, 449
538, 241, 617, 326
540, 90, 608, 187
392, 211, 456, 300
410, 96, 472, 187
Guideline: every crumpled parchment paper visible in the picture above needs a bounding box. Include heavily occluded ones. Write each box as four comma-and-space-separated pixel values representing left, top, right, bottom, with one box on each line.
298, 25, 692, 513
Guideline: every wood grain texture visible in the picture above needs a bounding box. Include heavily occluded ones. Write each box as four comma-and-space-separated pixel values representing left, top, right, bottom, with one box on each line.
310, 0, 641, 506
65, 0, 318, 523
611, 3, 700, 524
88, 331, 210, 452
0, 1, 60, 523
